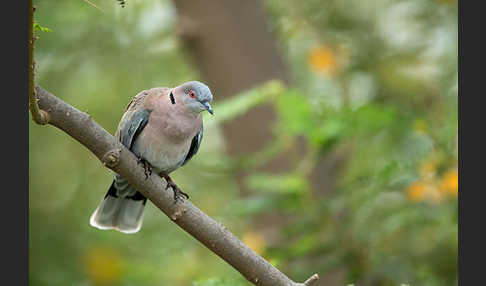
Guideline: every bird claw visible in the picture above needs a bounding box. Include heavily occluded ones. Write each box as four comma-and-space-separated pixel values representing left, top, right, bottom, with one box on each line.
137, 156, 152, 180
164, 177, 189, 202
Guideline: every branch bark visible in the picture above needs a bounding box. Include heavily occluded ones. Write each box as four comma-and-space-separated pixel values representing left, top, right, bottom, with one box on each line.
28, 0, 49, 125
34, 85, 319, 286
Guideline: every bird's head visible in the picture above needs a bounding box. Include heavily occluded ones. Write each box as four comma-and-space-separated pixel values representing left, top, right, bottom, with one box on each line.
171, 81, 214, 115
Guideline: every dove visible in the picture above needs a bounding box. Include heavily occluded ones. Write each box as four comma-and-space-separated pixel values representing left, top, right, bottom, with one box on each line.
90, 81, 214, 234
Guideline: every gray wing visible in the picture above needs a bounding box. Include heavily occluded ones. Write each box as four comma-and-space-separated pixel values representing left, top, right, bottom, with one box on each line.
115, 92, 152, 151
119, 108, 150, 150
111, 93, 151, 202
181, 124, 203, 166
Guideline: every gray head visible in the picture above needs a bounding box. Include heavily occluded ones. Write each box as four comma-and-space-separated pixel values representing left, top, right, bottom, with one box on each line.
173, 81, 214, 115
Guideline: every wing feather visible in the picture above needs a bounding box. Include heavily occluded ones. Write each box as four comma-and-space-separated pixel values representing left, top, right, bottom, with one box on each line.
116, 93, 151, 150
120, 109, 150, 150
182, 124, 203, 166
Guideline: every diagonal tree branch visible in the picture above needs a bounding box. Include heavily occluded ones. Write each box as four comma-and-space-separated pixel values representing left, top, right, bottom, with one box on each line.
34, 85, 319, 286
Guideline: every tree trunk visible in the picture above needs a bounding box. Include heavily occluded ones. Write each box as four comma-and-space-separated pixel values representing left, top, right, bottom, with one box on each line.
172, 0, 293, 192
172, 0, 346, 197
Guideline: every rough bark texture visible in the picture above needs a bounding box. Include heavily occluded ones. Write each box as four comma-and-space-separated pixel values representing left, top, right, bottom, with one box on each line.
34, 86, 319, 286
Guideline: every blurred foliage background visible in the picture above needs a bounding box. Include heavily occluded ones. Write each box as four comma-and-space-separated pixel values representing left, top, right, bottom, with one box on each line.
29, 0, 457, 285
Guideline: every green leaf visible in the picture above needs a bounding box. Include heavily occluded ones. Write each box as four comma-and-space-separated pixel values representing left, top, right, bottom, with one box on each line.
275, 89, 315, 136
34, 22, 52, 33
246, 173, 308, 195
204, 80, 285, 127
350, 104, 397, 133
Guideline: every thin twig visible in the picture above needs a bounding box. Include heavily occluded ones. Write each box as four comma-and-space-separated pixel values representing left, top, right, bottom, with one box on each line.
34, 85, 319, 286
82, 0, 105, 13
303, 274, 320, 286
28, 0, 49, 125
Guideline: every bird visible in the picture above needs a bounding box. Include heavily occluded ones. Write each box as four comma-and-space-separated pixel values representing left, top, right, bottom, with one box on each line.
90, 81, 214, 234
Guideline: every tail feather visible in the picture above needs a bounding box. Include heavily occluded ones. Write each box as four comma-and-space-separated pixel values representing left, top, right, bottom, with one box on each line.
90, 181, 147, 234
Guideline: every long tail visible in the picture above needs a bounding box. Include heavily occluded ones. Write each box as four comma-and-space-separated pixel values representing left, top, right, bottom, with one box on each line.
90, 180, 147, 234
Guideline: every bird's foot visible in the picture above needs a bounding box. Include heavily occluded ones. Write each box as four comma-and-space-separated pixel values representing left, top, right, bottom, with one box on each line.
163, 175, 189, 201
137, 156, 152, 179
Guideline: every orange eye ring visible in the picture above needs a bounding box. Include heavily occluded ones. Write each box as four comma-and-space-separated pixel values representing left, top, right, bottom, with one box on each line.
189, 90, 197, 98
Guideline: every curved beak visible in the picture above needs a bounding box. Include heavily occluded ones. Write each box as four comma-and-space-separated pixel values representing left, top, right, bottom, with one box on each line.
203, 102, 214, 115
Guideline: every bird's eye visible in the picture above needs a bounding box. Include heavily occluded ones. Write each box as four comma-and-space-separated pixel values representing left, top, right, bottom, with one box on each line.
189, 90, 197, 99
